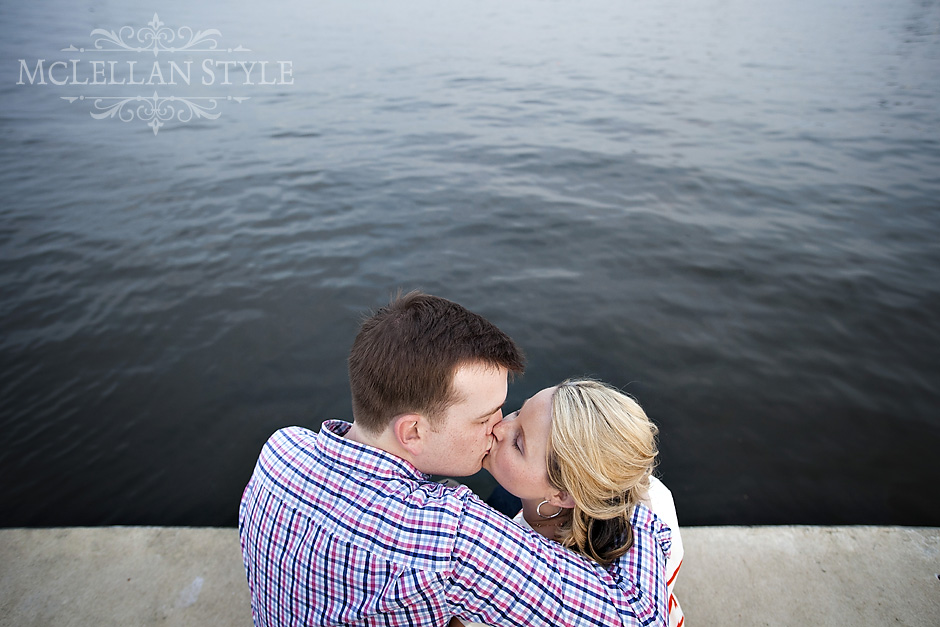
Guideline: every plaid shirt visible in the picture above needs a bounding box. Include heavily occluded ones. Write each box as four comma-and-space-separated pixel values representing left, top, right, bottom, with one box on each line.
239, 421, 671, 627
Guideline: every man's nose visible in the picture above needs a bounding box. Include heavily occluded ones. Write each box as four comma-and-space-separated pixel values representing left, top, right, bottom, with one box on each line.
487, 409, 503, 432
491, 416, 507, 439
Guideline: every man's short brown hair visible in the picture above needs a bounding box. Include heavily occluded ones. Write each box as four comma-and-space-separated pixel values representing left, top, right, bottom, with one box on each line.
348, 291, 525, 434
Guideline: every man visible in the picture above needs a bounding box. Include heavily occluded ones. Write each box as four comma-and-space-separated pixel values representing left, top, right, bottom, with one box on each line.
239, 291, 665, 626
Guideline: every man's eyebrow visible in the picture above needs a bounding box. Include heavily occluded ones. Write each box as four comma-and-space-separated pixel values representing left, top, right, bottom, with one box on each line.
477, 403, 504, 420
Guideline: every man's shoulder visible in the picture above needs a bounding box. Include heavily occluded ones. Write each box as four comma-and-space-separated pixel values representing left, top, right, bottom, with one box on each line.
257, 426, 322, 473
271, 422, 343, 444
268, 424, 319, 446
259, 424, 321, 452
250, 429, 497, 570
257, 422, 348, 471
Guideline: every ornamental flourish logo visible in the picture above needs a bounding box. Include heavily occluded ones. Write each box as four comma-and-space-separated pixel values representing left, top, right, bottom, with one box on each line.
17, 14, 293, 135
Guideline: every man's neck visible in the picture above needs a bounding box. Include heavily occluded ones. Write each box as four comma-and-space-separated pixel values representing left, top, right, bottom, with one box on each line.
345, 423, 413, 465
344, 422, 382, 448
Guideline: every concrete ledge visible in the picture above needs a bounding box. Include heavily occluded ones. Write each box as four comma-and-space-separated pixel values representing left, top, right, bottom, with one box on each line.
0, 527, 251, 627
675, 526, 940, 626
1, 526, 938, 626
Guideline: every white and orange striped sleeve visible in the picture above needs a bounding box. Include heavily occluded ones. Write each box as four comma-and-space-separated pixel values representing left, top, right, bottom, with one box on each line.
646, 476, 684, 627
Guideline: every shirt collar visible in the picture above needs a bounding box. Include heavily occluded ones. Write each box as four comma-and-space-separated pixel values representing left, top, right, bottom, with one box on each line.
317, 419, 431, 483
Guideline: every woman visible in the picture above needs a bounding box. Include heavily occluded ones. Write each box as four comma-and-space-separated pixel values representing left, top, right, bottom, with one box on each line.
453, 379, 684, 627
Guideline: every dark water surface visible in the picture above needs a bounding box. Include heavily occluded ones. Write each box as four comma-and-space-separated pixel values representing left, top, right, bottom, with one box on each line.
1, 0, 939, 527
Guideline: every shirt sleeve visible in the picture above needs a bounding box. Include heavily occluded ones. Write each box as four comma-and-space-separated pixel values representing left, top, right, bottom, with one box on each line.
647, 477, 683, 569
444, 493, 666, 627
646, 477, 684, 627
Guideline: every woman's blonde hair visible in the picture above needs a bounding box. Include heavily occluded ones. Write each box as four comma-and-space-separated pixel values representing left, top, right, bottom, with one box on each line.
547, 379, 659, 567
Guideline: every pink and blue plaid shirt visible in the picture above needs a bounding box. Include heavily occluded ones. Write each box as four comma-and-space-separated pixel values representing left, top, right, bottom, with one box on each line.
239, 420, 671, 627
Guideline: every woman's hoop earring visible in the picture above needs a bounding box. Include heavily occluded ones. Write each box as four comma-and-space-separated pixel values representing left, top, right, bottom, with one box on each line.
536, 500, 562, 519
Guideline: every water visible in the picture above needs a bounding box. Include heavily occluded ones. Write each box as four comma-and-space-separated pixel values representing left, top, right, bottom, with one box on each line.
1, 0, 938, 527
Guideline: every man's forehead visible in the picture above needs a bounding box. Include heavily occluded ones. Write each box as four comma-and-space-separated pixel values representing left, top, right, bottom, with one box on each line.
450, 362, 508, 406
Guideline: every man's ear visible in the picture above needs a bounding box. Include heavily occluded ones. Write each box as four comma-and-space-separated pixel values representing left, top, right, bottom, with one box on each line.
392, 413, 425, 456
547, 490, 576, 510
